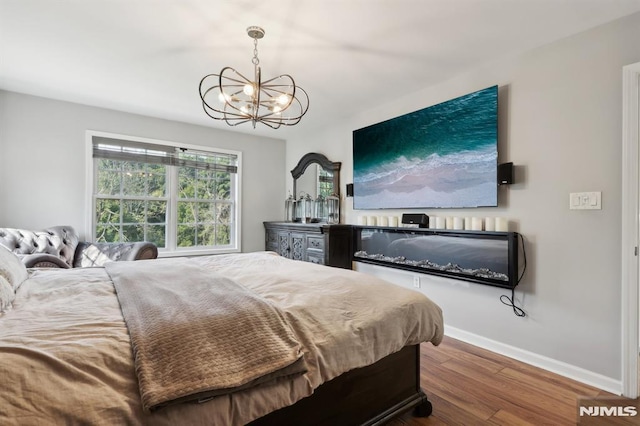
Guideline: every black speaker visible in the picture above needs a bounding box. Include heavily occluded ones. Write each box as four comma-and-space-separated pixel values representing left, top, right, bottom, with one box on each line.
498, 162, 514, 185
346, 183, 354, 197
401, 213, 429, 228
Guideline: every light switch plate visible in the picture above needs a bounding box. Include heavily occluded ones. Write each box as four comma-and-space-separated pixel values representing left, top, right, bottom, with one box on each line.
569, 192, 602, 210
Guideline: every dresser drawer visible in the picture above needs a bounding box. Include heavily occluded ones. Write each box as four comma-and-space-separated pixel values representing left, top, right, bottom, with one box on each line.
307, 252, 325, 265
307, 236, 325, 251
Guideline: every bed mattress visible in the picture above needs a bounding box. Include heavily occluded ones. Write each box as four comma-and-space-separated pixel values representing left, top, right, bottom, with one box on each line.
0, 251, 443, 425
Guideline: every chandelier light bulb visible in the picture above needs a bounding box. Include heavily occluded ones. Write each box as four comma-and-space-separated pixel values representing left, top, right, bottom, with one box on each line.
277, 94, 290, 105
243, 84, 255, 97
198, 26, 309, 129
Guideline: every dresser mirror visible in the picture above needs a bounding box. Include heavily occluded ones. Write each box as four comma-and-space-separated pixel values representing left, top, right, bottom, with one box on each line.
290, 153, 341, 223
291, 153, 341, 199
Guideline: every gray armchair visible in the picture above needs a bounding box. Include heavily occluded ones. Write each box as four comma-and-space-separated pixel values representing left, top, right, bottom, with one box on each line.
0, 226, 158, 268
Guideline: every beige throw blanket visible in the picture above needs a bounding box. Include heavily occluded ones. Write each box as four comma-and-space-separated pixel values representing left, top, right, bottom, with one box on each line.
105, 258, 306, 411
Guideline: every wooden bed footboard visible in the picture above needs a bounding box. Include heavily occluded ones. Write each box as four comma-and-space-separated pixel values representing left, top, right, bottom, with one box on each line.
250, 344, 432, 426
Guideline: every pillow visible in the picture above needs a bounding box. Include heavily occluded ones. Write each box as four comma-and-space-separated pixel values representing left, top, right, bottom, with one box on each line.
0, 275, 15, 314
0, 245, 29, 290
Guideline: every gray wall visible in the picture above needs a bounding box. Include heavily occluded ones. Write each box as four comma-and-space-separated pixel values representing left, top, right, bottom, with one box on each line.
286, 12, 640, 388
0, 91, 286, 252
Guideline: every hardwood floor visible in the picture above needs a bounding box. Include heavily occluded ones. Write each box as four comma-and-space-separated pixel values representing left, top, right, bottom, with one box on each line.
388, 336, 640, 425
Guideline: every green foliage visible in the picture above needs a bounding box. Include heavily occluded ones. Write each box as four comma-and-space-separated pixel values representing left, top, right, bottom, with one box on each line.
94, 159, 234, 249
318, 169, 333, 197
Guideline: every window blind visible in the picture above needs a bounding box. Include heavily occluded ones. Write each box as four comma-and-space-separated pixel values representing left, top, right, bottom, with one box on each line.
92, 136, 238, 173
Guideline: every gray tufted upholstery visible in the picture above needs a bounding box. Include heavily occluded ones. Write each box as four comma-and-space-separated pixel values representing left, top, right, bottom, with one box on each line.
0, 226, 158, 268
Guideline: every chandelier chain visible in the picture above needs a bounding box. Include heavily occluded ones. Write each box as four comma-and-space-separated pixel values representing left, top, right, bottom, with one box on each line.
252, 38, 260, 66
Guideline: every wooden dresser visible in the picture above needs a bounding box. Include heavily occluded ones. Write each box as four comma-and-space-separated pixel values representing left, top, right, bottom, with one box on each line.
263, 222, 352, 269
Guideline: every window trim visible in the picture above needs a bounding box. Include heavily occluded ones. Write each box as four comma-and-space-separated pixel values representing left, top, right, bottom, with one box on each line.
85, 130, 242, 256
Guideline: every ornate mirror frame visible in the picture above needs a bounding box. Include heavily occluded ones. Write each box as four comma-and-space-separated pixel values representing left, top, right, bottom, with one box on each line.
291, 152, 341, 197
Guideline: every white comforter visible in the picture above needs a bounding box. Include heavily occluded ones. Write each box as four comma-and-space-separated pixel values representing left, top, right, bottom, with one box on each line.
0, 251, 443, 425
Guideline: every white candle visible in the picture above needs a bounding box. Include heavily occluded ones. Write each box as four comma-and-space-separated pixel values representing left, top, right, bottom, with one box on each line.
464, 217, 472, 230
378, 216, 389, 227
453, 217, 464, 230
445, 216, 454, 229
428, 216, 436, 229
471, 217, 483, 231
366, 216, 377, 226
484, 217, 495, 231
495, 217, 509, 232
435, 217, 446, 229
388, 216, 398, 227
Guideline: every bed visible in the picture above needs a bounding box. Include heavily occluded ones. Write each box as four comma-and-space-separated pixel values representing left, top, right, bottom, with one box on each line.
0, 250, 444, 425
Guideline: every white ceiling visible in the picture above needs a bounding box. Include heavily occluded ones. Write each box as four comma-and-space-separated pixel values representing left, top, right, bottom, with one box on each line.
2, 0, 640, 139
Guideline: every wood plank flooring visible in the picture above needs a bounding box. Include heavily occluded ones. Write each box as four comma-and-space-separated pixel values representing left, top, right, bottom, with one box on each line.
388, 336, 640, 425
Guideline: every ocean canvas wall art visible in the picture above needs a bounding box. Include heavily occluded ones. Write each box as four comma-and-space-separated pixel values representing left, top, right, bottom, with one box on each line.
352, 85, 498, 209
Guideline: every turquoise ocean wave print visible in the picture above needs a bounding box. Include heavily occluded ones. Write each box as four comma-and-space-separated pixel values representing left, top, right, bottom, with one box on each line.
353, 86, 498, 209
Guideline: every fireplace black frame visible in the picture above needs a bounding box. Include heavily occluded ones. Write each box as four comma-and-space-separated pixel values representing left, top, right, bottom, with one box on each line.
353, 226, 520, 289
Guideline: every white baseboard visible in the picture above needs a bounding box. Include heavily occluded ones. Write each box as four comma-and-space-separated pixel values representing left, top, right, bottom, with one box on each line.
444, 326, 622, 396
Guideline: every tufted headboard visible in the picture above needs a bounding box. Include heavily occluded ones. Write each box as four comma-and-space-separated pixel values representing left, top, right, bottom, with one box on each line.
0, 226, 79, 268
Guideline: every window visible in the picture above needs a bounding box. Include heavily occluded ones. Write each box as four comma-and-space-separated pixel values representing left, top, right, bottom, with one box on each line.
88, 133, 241, 255
317, 167, 334, 198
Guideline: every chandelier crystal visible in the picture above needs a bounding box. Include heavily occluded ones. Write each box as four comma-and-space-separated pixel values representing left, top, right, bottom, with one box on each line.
199, 26, 309, 129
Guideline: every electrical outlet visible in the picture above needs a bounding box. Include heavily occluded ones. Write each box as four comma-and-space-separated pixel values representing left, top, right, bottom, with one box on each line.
413, 275, 420, 288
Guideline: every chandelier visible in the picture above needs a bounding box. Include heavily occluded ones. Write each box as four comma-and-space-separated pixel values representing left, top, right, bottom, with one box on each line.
199, 26, 309, 129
